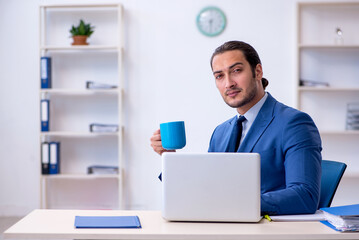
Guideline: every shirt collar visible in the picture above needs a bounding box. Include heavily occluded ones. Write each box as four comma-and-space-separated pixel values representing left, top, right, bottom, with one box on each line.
239, 92, 268, 123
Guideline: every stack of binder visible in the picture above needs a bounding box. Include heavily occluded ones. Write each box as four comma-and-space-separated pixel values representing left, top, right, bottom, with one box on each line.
40, 99, 50, 132
87, 165, 119, 175
299, 79, 329, 87
86, 81, 117, 89
90, 123, 118, 133
320, 204, 359, 232
41, 56, 52, 89
346, 102, 359, 130
41, 142, 60, 174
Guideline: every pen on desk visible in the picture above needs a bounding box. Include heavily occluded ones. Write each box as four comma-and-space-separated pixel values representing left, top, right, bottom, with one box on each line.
264, 215, 272, 222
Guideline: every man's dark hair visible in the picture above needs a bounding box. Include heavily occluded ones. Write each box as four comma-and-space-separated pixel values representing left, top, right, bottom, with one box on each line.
210, 41, 268, 89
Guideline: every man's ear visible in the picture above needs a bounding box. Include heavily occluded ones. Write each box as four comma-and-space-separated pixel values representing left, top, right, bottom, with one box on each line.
255, 64, 263, 80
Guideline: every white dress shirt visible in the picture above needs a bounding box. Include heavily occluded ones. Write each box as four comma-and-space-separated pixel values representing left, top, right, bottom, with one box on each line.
238, 92, 268, 145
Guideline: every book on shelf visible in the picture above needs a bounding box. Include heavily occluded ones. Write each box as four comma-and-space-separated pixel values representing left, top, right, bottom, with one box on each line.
49, 142, 60, 174
86, 81, 118, 89
41, 142, 50, 174
41, 57, 52, 89
40, 99, 50, 132
347, 102, 359, 111
87, 165, 119, 175
320, 204, 359, 232
346, 124, 359, 130
347, 113, 359, 118
90, 123, 119, 133
346, 102, 359, 130
299, 79, 329, 87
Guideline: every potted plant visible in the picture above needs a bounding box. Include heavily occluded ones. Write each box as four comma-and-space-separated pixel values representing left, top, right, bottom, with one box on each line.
69, 19, 95, 45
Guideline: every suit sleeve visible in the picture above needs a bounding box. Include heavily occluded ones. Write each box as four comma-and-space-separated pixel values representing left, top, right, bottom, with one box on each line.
261, 112, 322, 215
208, 126, 218, 152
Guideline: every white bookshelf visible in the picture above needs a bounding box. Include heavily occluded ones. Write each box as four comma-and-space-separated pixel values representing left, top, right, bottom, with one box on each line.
297, 2, 359, 206
39, 3, 124, 209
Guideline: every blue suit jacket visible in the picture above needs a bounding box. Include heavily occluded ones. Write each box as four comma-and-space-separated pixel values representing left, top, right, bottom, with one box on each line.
208, 93, 322, 215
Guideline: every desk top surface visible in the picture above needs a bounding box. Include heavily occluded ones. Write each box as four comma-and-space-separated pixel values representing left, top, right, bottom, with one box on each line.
4, 209, 359, 240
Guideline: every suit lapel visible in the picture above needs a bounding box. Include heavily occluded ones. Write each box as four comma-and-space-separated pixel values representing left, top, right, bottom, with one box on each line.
224, 116, 238, 152
238, 94, 276, 152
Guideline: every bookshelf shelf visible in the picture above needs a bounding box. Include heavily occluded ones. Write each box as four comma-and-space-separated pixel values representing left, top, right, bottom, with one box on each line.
298, 87, 359, 92
40, 45, 120, 51
40, 89, 119, 95
40, 4, 119, 9
299, 44, 359, 49
42, 174, 119, 180
319, 130, 359, 135
40, 131, 119, 137
39, 3, 124, 210
343, 172, 359, 179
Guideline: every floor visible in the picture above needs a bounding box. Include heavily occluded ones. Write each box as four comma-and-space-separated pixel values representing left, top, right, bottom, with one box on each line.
0, 217, 22, 240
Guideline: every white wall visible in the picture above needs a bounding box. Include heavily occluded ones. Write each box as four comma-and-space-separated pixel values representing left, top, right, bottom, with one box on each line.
0, 0, 338, 216
121, 0, 298, 211
0, 0, 40, 216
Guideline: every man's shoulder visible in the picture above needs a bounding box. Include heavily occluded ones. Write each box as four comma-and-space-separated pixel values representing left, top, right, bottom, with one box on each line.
265, 94, 307, 118
274, 101, 310, 119
263, 94, 314, 126
212, 115, 237, 135
269, 99, 316, 130
216, 115, 237, 128
209, 115, 237, 152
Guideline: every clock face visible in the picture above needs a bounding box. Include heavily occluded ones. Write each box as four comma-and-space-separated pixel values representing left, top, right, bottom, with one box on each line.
196, 6, 226, 37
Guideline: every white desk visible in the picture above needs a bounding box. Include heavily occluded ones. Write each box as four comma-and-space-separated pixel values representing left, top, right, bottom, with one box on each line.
3, 209, 359, 240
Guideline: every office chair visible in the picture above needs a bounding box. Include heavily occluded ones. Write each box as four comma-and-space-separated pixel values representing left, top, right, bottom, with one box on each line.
318, 160, 347, 209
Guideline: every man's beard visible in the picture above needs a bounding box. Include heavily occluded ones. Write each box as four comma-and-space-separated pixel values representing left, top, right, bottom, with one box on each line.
224, 79, 257, 109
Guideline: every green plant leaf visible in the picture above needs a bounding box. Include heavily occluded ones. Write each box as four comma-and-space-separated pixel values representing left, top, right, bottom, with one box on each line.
69, 19, 95, 37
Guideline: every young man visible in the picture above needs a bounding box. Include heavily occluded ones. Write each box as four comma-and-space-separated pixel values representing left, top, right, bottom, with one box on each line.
151, 41, 322, 215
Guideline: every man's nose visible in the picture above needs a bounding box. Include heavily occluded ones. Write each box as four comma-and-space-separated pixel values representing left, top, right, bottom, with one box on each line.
225, 76, 236, 88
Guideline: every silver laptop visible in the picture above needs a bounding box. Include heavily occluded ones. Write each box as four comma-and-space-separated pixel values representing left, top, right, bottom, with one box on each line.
161, 152, 261, 222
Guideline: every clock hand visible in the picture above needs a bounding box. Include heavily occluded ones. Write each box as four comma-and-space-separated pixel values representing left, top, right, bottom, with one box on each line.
209, 18, 213, 32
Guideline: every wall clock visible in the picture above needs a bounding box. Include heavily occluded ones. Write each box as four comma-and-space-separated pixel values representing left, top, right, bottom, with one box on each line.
196, 6, 226, 37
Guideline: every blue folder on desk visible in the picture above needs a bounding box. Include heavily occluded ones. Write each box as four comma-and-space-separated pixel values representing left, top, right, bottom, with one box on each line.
320, 204, 359, 232
321, 204, 359, 217
75, 216, 141, 228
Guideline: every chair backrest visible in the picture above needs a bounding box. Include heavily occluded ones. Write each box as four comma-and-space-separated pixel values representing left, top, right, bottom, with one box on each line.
318, 160, 347, 209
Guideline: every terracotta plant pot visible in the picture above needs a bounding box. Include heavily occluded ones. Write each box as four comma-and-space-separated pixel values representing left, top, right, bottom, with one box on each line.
72, 35, 89, 45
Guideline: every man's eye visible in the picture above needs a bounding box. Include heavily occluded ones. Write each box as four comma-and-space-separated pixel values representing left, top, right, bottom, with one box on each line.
215, 74, 223, 80
233, 68, 242, 73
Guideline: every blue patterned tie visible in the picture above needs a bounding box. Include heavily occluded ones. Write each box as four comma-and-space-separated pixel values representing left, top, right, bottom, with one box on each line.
228, 116, 246, 152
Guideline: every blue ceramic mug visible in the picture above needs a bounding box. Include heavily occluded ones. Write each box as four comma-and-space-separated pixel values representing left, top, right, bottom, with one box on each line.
160, 121, 186, 150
